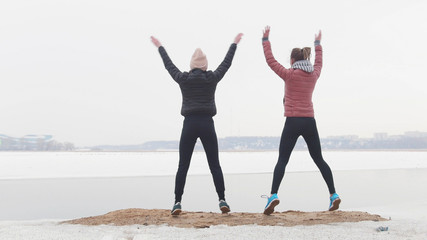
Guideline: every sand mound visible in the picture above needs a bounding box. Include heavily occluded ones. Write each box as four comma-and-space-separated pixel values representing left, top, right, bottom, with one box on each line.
63, 209, 387, 228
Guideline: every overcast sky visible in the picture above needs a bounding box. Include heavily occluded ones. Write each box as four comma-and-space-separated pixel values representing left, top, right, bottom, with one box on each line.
1, 0, 426, 146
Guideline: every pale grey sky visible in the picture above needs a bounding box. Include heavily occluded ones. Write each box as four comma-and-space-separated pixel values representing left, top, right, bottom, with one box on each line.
1, 0, 426, 146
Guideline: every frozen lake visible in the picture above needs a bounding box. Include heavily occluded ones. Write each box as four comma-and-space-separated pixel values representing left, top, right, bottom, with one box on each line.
1, 151, 427, 179
0, 151, 426, 221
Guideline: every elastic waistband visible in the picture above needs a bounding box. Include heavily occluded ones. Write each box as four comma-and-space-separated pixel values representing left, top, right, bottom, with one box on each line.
286, 117, 315, 120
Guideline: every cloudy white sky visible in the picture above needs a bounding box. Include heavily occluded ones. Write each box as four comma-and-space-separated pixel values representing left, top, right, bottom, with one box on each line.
1, 0, 426, 146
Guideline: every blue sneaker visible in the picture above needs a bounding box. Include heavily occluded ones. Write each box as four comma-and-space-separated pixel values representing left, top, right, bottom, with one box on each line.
262, 194, 280, 215
329, 193, 341, 211
171, 202, 182, 215
219, 200, 230, 214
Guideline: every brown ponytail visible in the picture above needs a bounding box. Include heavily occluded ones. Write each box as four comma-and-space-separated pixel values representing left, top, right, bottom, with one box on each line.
291, 47, 311, 61
302, 47, 311, 60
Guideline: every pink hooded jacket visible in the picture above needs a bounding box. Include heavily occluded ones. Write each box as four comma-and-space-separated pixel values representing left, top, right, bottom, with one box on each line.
263, 40, 323, 117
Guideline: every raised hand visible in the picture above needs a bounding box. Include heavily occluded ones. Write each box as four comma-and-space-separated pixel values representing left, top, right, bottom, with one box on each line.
315, 30, 322, 42
234, 33, 244, 44
151, 36, 162, 48
263, 26, 270, 39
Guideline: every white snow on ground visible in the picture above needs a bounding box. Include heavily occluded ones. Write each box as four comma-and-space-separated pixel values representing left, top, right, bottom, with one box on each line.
0, 218, 426, 240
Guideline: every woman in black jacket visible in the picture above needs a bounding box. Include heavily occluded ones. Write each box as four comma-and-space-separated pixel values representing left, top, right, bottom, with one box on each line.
151, 33, 243, 215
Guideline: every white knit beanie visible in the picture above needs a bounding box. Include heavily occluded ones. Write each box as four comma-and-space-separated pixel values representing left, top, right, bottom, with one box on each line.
190, 48, 208, 71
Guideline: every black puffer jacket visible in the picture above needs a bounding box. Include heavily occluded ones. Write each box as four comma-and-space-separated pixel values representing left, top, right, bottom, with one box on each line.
158, 44, 237, 117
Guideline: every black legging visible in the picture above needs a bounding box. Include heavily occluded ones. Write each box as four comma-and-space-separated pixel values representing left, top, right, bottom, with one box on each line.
175, 115, 225, 203
271, 117, 336, 195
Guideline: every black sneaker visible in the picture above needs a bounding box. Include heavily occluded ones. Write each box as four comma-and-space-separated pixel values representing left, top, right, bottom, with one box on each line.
171, 202, 182, 216
219, 200, 230, 213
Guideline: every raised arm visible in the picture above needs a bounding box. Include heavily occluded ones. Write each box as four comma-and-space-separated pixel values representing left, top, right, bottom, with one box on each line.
313, 30, 323, 78
213, 33, 243, 81
262, 26, 289, 81
151, 36, 184, 83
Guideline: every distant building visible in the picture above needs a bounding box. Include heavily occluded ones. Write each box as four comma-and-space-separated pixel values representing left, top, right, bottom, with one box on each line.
404, 131, 427, 138
325, 135, 359, 140
374, 133, 388, 140
21, 135, 53, 151
0, 134, 63, 151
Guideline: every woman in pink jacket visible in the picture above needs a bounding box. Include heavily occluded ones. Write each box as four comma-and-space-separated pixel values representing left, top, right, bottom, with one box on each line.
261, 26, 340, 215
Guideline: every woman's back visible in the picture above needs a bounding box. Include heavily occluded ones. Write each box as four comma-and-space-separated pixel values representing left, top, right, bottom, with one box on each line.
158, 43, 237, 117
262, 39, 323, 117
178, 69, 219, 117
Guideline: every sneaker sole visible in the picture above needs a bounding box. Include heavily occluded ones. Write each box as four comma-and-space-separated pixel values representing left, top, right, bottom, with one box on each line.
263, 199, 280, 215
329, 198, 341, 211
171, 209, 182, 216
220, 206, 230, 214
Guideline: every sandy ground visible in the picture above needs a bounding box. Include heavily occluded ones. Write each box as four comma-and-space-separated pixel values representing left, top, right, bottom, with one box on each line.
63, 208, 386, 228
